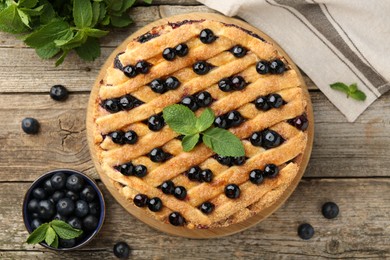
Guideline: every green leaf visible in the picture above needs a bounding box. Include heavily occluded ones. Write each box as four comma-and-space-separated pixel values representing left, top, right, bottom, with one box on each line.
55, 30, 86, 49
75, 36, 100, 61
39, 2, 55, 24
18, 0, 38, 8
163, 104, 198, 135
24, 20, 71, 48
110, 13, 132, 27
17, 9, 30, 27
51, 220, 83, 239
45, 226, 56, 247
36, 41, 60, 59
120, 0, 136, 13
51, 234, 59, 248
0, 4, 28, 33
349, 90, 367, 101
100, 14, 110, 26
196, 108, 214, 132
91, 1, 100, 27
26, 223, 49, 244
329, 82, 349, 94
55, 49, 69, 67
143, 0, 153, 4
349, 83, 358, 93
83, 27, 108, 38
97, 2, 107, 24
109, 0, 123, 11
19, 5, 44, 16
202, 127, 245, 157
182, 133, 200, 152
73, 0, 93, 28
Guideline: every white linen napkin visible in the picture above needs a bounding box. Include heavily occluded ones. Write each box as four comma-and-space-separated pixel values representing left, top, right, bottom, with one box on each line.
198, 0, 390, 122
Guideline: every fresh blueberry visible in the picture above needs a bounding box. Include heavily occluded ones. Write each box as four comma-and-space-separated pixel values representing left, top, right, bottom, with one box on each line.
123, 65, 137, 78
135, 60, 151, 74
254, 96, 270, 111
31, 212, 39, 219
263, 164, 279, 178
160, 180, 175, 195
262, 130, 283, 149
113, 241, 131, 259
67, 216, 83, 229
162, 47, 176, 61
147, 114, 165, 131
66, 174, 85, 192
218, 78, 233, 92
169, 212, 185, 226
256, 61, 270, 74
149, 79, 166, 93
226, 110, 244, 127
224, 184, 240, 199
119, 95, 135, 111
173, 186, 187, 200
199, 202, 215, 214
38, 200, 55, 220
298, 223, 314, 240
59, 238, 76, 248
133, 194, 149, 207
32, 188, 47, 200
43, 178, 55, 194
175, 43, 189, 57
51, 191, 65, 203
80, 186, 97, 202
322, 202, 339, 219
269, 59, 286, 74
75, 200, 89, 218
200, 169, 213, 183
116, 163, 134, 176
65, 190, 79, 201
215, 155, 232, 166
181, 96, 199, 111
187, 166, 201, 181
53, 212, 67, 222
30, 218, 42, 230
232, 156, 246, 166
249, 131, 262, 146
83, 215, 99, 231
103, 99, 120, 113
148, 197, 163, 212
289, 115, 309, 131
50, 172, 66, 190
214, 115, 229, 129
110, 131, 124, 144
165, 76, 181, 90
88, 201, 100, 216
230, 45, 247, 58
195, 91, 212, 107
123, 130, 138, 145
199, 28, 217, 44
133, 165, 147, 178
231, 76, 246, 90
27, 199, 39, 213
149, 148, 168, 163
56, 198, 75, 216
21, 118, 40, 135
50, 85, 68, 101
193, 61, 211, 75
249, 169, 264, 184
267, 94, 284, 108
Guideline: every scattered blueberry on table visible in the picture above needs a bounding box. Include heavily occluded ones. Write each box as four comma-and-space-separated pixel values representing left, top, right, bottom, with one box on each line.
113, 241, 131, 259
50, 84, 69, 101
21, 118, 40, 135
298, 223, 315, 240
322, 202, 339, 219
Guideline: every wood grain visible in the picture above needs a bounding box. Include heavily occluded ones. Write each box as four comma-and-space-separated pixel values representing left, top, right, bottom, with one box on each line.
2, 179, 389, 258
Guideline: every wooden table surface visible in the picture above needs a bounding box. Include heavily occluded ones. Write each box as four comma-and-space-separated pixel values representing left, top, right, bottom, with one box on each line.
0, 1, 389, 259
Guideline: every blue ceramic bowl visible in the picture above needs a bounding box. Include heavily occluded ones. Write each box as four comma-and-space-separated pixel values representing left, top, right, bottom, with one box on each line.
22, 169, 105, 250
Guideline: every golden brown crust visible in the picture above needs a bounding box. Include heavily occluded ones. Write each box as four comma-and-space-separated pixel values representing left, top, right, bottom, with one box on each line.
91, 19, 309, 229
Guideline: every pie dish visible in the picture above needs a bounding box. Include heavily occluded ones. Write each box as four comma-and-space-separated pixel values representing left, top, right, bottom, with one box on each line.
87, 13, 313, 233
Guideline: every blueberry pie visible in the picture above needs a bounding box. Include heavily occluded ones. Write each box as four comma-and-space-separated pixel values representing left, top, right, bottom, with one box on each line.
89, 18, 312, 229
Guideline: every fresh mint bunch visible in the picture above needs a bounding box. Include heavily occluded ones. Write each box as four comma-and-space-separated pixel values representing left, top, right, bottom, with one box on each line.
26, 219, 83, 248
330, 82, 367, 101
0, 0, 153, 66
163, 105, 245, 157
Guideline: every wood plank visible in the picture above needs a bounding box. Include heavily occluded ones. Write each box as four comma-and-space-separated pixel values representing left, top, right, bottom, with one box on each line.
0, 92, 388, 181
1, 179, 389, 258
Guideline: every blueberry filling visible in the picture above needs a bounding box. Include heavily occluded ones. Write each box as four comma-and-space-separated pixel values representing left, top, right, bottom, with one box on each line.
187, 166, 201, 181
135, 60, 151, 74
133, 194, 149, 207
137, 32, 159, 43
113, 52, 124, 70
269, 59, 286, 74
169, 212, 185, 226
147, 114, 165, 131
162, 47, 176, 61
123, 65, 137, 78
256, 61, 269, 74
288, 114, 309, 131
173, 186, 187, 200
101, 95, 143, 113
218, 75, 247, 92
230, 45, 247, 58
193, 61, 212, 75
148, 197, 163, 212
175, 43, 189, 57
195, 91, 213, 107
263, 164, 279, 178
199, 28, 217, 44
214, 155, 247, 166
160, 180, 175, 195
165, 76, 181, 90
199, 202, 215, 214
218, 77, 233, 92
181, 96, 199, 111
224, 184, 240, 199
200, 169, 213, 183
249, 169, 264, 184
149, 148, 171, 163
115, 163, 147, 178
249, 129, 284, 149
213, 110, 245, 129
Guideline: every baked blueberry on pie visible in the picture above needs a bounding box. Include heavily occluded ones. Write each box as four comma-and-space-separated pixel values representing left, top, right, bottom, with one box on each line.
89, 19, 311, 229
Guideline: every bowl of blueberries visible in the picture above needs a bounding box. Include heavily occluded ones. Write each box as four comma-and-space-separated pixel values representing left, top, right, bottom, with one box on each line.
23, 169, 105, 250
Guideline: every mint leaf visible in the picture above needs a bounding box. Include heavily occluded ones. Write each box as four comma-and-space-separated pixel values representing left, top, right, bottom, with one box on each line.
196, 108, 214, 132
19, 5, 44, 16
143, 0, 153, 4
51, 233, 59, 248
349, 83, 358, 93
18, 0, 38, 8
83, 28, 109, 38
39, 1, 55, 24
73, 0, 92, 28
17, 9, 30, 27
45, 226, 56, 247
91, 1, 100, 27
120, 0, 136, 12
0, 4, 28, 33
51, 220, 83, 239
163, 104, 198, 135
330, 82, 349, 94
36, 42, 60, 59
349, 90, 366, 101
182, 133, 200, 152
24, 20, 71, 48
55, 30, 86, 49
110, 13, 132, 27
202, 127, 245, 157
75, 37, 100, 61
55, 49, 69, 67
26, 223, 49, 244
109, 0, 124, 12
